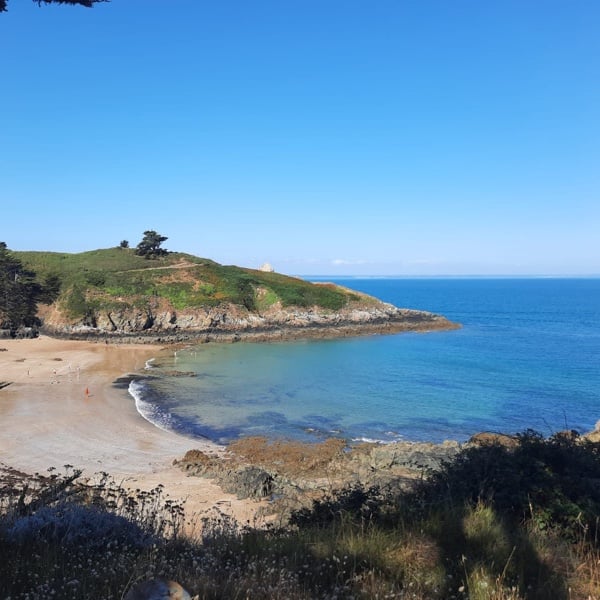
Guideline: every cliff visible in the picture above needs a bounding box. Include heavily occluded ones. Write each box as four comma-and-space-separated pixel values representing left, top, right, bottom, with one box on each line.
16, 248, 459, 342
38, 296, 458, 343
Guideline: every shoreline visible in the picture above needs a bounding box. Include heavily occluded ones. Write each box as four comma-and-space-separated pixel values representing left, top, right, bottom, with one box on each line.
0, 336, 266, 528
38, 306, 460, 345
6, 333, 594, 533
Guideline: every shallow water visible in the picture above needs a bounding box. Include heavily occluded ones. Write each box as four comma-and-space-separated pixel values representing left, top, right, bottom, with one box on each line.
129, 278, 600, 444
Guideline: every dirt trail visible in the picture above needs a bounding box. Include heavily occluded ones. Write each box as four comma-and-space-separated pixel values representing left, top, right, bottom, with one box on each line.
116, 260, 200, 273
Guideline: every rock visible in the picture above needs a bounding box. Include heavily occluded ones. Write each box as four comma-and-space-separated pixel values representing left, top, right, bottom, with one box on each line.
219, 466, 275, 499
176, 437, 465, 513
554, 429, 580, 441
349, 441, 461, 478
14, 327, 38, 339
469, 432, 519, 448
584, 421, 600, 443
39, 293, 459, 342
161, 370, 196, 377
180, 449, 213, 465
124, 579, 193, 600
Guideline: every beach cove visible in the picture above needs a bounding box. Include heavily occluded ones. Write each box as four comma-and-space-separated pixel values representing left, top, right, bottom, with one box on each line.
2, 277, 600, 530
0, 333, 467, 536
0, 336, 263, 527
0, 333, 464, 529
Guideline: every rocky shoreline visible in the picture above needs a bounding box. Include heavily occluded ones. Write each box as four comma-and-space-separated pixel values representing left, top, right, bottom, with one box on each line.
174, 428, 599, 524
174, 436, 465, 521
37, 302, 459, 344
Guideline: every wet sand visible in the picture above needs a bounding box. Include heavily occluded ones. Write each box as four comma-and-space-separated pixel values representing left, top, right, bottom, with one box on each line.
0, 336, 266, 531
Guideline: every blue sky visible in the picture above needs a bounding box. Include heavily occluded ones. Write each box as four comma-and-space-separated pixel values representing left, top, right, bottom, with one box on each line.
1, 1, 599, 275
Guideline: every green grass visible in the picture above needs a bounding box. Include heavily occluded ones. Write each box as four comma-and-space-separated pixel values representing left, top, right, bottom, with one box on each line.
14, 248, 359, 319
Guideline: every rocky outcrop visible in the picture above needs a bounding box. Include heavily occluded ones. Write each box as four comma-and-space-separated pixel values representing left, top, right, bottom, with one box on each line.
174, 439, 462, 517
0, 327, 38, 339
39, 299, 459, 343
583, 421, 600, 443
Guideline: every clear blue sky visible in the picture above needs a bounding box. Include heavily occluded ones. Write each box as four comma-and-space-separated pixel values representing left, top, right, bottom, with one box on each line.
1, 1, 599, 275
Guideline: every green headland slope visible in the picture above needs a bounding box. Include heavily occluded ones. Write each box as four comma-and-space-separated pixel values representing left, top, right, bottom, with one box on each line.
10, 247, 458, 341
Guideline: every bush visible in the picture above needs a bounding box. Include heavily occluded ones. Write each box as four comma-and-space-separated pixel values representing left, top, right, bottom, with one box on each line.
410, 430, 600, 537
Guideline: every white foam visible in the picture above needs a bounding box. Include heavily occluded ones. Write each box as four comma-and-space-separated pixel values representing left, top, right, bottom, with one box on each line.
351, 436, 395, 445
128, 380, 174, 434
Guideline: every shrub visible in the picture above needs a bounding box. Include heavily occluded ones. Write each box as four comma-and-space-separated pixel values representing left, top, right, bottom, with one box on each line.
411, 430, 600, 538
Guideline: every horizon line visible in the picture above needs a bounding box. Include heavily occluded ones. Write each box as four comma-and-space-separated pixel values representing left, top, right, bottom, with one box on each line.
298, 274, 600, 280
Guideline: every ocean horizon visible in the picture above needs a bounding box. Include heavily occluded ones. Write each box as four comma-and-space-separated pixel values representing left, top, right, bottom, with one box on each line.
127, 277, 600, 446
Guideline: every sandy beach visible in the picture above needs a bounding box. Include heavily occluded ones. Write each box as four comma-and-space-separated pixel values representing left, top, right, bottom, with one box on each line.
0, 336, 265, 531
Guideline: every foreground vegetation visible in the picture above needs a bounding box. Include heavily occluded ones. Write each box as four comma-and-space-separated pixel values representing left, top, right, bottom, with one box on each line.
2, 431, 600, 599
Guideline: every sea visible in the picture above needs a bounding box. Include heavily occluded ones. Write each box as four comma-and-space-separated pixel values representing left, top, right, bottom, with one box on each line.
127, 278, 600, 446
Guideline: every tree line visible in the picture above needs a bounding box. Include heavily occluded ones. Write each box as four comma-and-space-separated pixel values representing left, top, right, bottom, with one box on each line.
0, 242, 60, 334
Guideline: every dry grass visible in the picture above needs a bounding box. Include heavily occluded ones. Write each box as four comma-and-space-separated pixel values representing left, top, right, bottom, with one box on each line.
567, 541, 600, 599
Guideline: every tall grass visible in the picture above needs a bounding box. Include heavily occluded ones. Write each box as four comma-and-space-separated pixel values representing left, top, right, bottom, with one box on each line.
2, 431, 600, 598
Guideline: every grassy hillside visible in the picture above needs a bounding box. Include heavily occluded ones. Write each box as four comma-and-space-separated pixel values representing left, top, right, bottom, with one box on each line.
16, 248, 364, 319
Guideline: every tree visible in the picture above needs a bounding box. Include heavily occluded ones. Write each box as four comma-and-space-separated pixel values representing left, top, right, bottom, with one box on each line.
1, 0, 109, 13
119, 240, 129, 249
135, 231, 169, 259
0, 242, 60, 333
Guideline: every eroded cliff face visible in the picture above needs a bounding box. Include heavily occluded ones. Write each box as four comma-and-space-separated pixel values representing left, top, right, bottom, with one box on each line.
38, 297, 459, 342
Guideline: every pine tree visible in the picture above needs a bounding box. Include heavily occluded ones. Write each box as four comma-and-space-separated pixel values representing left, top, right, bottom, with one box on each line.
0, 243, 60, 333
135, 231, 169, 259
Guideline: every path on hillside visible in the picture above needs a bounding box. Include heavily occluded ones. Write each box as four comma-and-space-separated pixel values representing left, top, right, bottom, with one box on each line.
116, 260, 201, 273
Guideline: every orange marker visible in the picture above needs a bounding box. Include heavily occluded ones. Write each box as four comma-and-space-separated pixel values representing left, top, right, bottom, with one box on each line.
85, 387, 90, 397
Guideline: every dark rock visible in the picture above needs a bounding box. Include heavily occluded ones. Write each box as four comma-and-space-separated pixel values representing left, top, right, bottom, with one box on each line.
218, 466, 275, 499
161, 370, 196, 377
14, 327, 38, 339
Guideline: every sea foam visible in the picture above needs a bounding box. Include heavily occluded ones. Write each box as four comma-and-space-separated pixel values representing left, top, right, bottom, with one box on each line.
128, 379, 175, 434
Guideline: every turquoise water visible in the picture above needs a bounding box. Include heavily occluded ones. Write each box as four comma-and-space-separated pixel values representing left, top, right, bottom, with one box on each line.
129, 278, 600, 444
